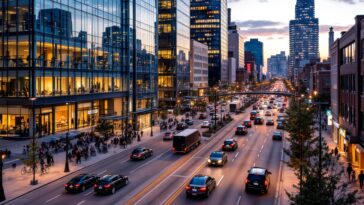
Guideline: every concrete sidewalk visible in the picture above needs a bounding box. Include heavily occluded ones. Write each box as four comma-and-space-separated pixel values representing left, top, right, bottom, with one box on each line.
1, 124, 165, 203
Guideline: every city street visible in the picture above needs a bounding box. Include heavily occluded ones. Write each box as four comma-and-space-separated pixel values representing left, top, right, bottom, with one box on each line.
5, 82, 288, 205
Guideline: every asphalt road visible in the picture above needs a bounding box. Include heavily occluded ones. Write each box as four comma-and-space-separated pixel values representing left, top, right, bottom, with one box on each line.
6, 81, 287, 205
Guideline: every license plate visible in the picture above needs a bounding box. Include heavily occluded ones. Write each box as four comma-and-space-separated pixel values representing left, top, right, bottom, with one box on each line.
69, 185, 73, 188
192, 193, 197, 196
192, 189, 197, 192
99, 186, 103, 189
253, 182, 259, 186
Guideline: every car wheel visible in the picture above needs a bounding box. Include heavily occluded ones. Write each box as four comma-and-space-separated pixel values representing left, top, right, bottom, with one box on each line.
111, 187, 116, 194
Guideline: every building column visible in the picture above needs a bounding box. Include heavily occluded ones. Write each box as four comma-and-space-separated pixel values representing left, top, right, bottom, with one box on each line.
29, 108, 35, 138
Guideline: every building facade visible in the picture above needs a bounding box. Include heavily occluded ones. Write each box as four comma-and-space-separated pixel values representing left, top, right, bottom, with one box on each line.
289, 0, 319, 83
190, 40, 208, 97
330, 15, 364, 171
228, 57, 236, 84
267, 51, 287, 78
245, 51, 257, 82
190, 0, 228, 86
158, 0, 190, 108
244, 39, 263, 82
0, 0, 158, 138
309, 63, 330, 96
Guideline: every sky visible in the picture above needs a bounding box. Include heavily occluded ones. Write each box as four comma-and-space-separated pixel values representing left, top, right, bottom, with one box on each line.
228, 0, 364, 73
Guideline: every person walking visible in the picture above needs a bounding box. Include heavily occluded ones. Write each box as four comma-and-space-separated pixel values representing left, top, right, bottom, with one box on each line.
334, 147, 339, 157
358, 171, 364, 190
347, 163, 353, 181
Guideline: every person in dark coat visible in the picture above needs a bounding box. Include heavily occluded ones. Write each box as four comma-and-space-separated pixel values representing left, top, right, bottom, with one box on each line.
347, 163, 353, 181
358, 171, 364, 189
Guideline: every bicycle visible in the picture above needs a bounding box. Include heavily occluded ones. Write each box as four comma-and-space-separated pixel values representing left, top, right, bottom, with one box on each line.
40, 164, 50, 175
21, 166, 37, 175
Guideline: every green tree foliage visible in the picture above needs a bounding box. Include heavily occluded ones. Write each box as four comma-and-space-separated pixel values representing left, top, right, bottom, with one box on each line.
95, 120, 113, 136
22, 141, 39, 167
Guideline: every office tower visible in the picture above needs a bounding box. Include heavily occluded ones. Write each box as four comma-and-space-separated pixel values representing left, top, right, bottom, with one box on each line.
191, 0, 228, 86
190, 40, 209, 97
289, 0, 319, 83
244, 39, 263, 81
267, 52, 288, 78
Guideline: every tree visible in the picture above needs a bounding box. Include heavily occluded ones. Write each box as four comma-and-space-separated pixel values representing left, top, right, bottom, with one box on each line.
95, 120, 113, 136
22, 141, 40, 167
285, 99, 360, 205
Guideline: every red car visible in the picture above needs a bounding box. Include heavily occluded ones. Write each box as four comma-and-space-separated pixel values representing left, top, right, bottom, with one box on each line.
243, 120, 252, 128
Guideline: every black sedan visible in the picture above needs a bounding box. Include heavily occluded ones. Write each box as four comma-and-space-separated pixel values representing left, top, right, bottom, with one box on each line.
245, 167, 271, 194
272, 131, 283, 140
186, 175, 216, 198
185, 119, 194, 126
254, 117, 264, 125
222, 139, 238, 151
243, 120, 252, 128
130, 147, 153, 160
65, 174, 98, 193
265, 118, 274, 126
94, 175, 128, 195
277, 122, 285, 130
208, 151, 228, 167
235, 125, 248, 135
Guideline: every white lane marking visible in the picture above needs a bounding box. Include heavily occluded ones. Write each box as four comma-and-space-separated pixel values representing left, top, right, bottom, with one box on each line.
84, 191, 94, 196
234, 151, 240, 159
76, 200, 86, 205
129, 150, 169, 174
217, 175, 224, 186
4, 159, 19, 164
45, 194, 61, 203
97, 170, 107, 176
261, 145, 264, 150
236, 195, 242, 205
232, 158, 235, 162
172, 175, 189, 178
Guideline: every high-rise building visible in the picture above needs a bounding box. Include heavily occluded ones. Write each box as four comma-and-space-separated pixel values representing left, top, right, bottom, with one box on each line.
190, 40, 209, 97
244, 39, 263, 81
267, 52, 288, 78
245, 51, 257, 82
228, 9, 244, 85
289, 0, 319, 83
158, 0, 190, 107
190, 0, 228, 86
0, 0, 158, 137
329, 27, 334, 54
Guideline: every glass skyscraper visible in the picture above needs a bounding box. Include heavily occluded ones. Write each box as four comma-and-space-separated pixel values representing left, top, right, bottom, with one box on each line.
190, 0, 228, 86
244, 39, 263, 82
158, 0, 190, 108
0, 0, 157, 138
289, 0, 319, 82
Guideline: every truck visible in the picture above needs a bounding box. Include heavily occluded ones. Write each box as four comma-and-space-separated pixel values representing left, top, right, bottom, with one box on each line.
173, 129, 201, 154
229, 101, 242, 112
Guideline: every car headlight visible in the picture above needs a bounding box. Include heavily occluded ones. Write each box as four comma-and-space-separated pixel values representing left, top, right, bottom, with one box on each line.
218, 160, 222, 163
208, 159, 211, 163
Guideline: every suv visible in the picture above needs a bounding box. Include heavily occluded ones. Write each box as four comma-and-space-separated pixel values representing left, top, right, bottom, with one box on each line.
186, 175, 216, 198
235, 125, 248, 135
245, 167, 271, 194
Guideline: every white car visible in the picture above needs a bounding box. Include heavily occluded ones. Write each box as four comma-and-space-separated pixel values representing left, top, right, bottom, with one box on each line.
201, 121, 211, 128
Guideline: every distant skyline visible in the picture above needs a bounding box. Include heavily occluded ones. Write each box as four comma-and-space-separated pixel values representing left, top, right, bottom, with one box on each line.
229, 0, 364, 73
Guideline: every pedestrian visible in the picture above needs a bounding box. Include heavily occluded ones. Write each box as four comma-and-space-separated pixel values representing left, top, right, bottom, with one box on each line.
137, 133, 141, 142
358, 171, 364, 189
334, 147, 339, 157
141, 130, 143, 138
347, 163, 353, 181
352, 170, 356, 182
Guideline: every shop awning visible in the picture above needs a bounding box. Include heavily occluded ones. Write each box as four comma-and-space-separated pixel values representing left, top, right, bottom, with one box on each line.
100, 115, 128, 121
132, 108, 159, 115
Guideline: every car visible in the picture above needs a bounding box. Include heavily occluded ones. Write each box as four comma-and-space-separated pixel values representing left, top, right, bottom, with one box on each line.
235, 125, 248, 135
163, 131, 176, 140
259, 106, 264, 110
222, 139, 238, 151
208, 151, 228, 166
186, 175, 216, 198
177, 122, 188, 130
130, 147, 153, 160
243, 120, 252, 128
199, 113, 207, 119
201, 121, 211, 128
252, 105, 258, 110
272, 131, 283, 140
265, 111, 272, 116
185, 119, 194, 126
254, 117, 264, 125
279, 108, 285, 113
267, 105, 273, 109
277, 122, 284, 130
245, 167, 271, 194
65, 174, 98, 193
266, 118, 274, 126
94, 175, 128, 195
250, 111, 257, 120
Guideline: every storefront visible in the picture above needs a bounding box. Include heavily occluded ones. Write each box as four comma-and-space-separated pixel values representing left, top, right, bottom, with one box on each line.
0, 107, 29, 137
332, 120, 339, 144
137, 113, 151, 131
338, 128, 346, 153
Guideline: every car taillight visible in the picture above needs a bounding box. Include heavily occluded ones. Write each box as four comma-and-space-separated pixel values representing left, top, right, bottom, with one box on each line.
104, 184, 111, 188
184, 148, 187, 151
245, 179, 250, 184
265, 180, 268, 186
173, 148, 176, 152
230, 143, 235, 146
222, 144, 225, 148
75, 184, 80, 187
94, 184, 98, 188
200, 187, 207, 192
138, 154, 142, 157
185, 185, 191, 190
64, 184, 69, 187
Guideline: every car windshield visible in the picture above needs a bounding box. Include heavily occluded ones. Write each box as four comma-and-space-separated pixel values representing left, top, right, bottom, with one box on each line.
132, 148, 143, 154
97, 179, 112, 185
274, 132, 281, 135
248, 174, 265, 181
224, 141, 234, 145
165, 132, 171, 135
69, 176, 83, 183
210, 152, 223, 158
190, 177, 206, 185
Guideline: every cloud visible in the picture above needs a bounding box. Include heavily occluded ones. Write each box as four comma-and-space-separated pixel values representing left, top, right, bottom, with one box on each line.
319, 25, 352, 33
235, 20, 284, 28
332, 0, 364, 4
240, 27, 289, 37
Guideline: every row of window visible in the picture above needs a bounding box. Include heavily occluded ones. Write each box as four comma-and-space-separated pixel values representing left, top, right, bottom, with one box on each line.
340, 103, 356, 126
342, 42, 356, 65
340, 74, 355, 92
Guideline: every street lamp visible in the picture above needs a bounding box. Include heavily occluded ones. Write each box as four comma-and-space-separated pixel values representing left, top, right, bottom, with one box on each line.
64, 102, 70, 173
29, 97, 38, 185
0, 151, 6, 201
